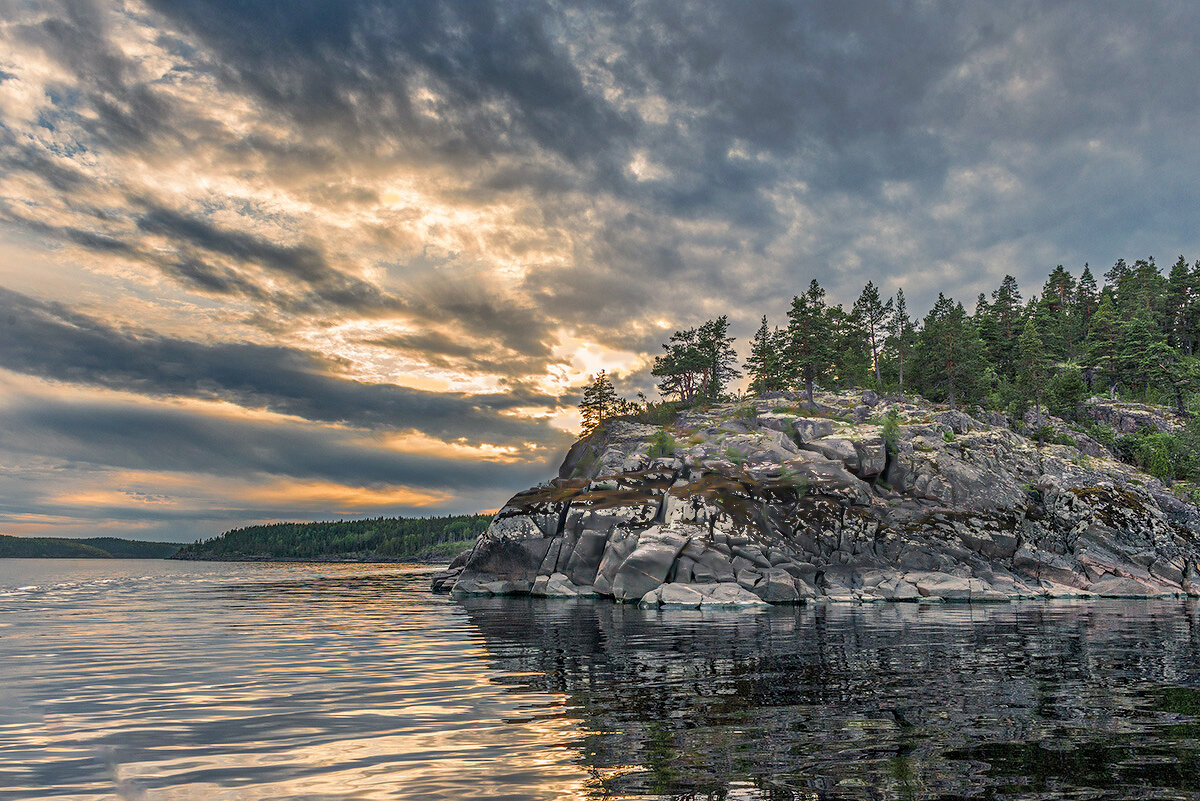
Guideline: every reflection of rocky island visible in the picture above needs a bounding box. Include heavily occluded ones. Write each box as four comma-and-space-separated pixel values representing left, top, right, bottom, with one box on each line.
462, 595, 1200, 799
435, 391, 1200, 604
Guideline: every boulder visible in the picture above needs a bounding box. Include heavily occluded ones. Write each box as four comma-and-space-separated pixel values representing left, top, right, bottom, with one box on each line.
795, 418, 836, 443
639, 583, 706, 608
935, 410, 976, 434
564, 531, 608, 586
911, 572, 973, 601
698, 582, 770, 607
798, 437, 859, 470
753, 568, 802, 603
852, 438, 887, 478
610, 527, 690, 601
532, 572, 595, 598
429, 566, 463, 593
690, 549, 737, 583
757, 413, 798, 434
591, 530, 642, 596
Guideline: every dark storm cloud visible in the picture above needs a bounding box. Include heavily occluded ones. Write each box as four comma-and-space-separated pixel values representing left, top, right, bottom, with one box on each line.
134, 202, 395, 309
146, 0, 633, 165
0, 287, 560, 444
12, 0, 1199, 326
0, 396, 557, 492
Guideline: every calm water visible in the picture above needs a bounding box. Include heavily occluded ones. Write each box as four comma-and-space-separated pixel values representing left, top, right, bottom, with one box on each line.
2, 561, 1200, 800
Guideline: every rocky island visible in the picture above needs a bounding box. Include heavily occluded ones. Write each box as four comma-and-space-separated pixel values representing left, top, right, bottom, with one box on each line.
433, 391, 1200, 607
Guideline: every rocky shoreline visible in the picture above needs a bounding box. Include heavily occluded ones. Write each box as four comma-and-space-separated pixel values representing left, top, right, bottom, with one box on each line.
432, 391, 1200, 608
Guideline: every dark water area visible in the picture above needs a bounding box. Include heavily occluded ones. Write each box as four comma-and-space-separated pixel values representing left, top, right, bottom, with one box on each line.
1, 560, 1199, 800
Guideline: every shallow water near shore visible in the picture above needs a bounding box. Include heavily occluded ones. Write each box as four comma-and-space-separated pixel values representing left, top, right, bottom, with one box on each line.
2, 559, 1199, 800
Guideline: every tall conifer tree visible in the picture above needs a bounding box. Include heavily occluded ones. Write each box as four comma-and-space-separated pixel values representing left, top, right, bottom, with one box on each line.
853, 281, 892, 388
784, 280, 837, 405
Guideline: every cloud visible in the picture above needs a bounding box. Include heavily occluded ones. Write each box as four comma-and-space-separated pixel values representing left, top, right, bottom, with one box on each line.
134, 201, 395, 310
1, 0, 1199, 537
0, 390, 556, 491
0, 287, 562, 444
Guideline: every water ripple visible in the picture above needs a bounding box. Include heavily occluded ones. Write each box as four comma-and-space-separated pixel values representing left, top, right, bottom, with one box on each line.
2, 560, 1200, 799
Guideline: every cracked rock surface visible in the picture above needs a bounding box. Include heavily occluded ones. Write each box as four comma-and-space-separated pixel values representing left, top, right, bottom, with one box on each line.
432, 391, 1200, 607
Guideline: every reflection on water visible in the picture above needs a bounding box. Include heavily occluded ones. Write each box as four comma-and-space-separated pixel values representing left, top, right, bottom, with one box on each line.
1, 560, 1199, 800
464, 596, 1200, 799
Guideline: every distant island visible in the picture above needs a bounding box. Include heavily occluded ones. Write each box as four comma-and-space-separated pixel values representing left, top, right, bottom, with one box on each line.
0, 534, 181, 559
173, 514, 489, 562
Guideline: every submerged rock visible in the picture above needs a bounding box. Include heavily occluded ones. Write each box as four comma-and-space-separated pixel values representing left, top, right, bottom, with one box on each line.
439, 391, 1200, 607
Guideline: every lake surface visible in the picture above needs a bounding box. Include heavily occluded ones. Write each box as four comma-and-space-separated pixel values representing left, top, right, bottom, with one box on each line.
2, 560, 1200, 800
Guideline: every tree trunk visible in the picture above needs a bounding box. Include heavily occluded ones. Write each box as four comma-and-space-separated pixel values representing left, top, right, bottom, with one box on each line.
805, 368, 815, 406
871, 330, 881, 387
947, 380, 956, 410
1035, 397, 1043, 448
898, 356, 904, 402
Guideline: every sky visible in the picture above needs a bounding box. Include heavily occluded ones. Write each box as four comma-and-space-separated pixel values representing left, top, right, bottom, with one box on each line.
1, 1, 1199, 542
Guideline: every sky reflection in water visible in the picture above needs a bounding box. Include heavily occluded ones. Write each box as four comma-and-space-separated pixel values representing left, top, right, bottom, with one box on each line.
1, 560, 1199, 800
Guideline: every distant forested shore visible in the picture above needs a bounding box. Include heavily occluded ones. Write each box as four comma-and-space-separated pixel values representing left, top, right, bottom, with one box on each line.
173, 515, 489, 562
1, 515, 489, 562
0, 535, 181, 559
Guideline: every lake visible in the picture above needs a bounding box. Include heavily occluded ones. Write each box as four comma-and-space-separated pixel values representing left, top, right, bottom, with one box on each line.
1, 559, 1199, 800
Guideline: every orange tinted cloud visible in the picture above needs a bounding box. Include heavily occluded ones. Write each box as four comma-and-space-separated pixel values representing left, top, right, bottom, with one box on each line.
237, 480, 450, 512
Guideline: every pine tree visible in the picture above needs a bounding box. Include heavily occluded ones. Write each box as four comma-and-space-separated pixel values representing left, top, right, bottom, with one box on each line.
746, 315, 788, 394
913, 294, 989, 409
580, 370, 619, 435
1166, 255, 1197, 355
984, 275, 1023, 379
832, 303, 872, 387
885, 288, 916, 401
1120, 302, 1167, 393
695, 315, 741, 400
1074, 264, 1099, 343
652, 318, 740, 402
1039, 265, 1077, 359
651, 328, 702, 402
852, 281, 893, 388
1084, 291, 1122, 396
784, 280, 837, 405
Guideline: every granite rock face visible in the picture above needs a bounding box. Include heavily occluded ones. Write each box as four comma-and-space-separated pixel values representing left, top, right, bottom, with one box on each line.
432, 392, 1200, 606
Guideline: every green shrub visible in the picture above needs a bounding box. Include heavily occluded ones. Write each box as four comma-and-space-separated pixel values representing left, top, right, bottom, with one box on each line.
942, 430, 956, 443
1032, 425, 1056, 444
778, 466, 808, 495
647, 429, 678, 459
1140, 434, 1174, 482
881, 408, 901, 456
1113, 431, 1200, 484
633, 400, 685, 427
1047, 367, 1088, 419
732, 405, 758, 421
724, 446, 747, 465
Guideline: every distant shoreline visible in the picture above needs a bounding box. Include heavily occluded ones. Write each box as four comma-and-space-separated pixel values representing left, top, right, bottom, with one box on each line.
170, 554, 453, 565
